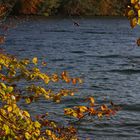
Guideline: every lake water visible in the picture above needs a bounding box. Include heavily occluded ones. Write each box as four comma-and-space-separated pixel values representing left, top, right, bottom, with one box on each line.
2, 17, 140, 140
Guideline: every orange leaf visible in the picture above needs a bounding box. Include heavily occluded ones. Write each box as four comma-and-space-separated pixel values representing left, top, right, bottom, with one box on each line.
101, 104, 108, 111
72, 78, 77, 85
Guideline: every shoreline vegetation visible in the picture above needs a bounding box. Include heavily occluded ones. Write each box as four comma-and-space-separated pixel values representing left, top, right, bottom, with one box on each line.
0, 0, 129, 19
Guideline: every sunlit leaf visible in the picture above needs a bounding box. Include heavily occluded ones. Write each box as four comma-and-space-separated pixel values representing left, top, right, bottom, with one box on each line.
23, 111, 30, 118
34, 121, 41, 128
88, 97, 95, 106
46, 130, 52, 136
127, 9, 135, 18
25, 98, 31, 104
130, 17, 137, 28
0, 82, 6, 89
32, 57, 38, 65
137, 17, 140, 24
131, 0, 138, 4
6, 86, 13, 93
79, 106, 88, 113
101, 104, 108, 111
98, 112, 103, 118
138, 10, 140, 17
51, 73, 59, 82
25, 132, 31, 140
3, 124, 10, 135
7, 106, 12, 112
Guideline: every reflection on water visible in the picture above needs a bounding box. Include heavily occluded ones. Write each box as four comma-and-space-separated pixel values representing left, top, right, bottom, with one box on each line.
2, 17, 140, 140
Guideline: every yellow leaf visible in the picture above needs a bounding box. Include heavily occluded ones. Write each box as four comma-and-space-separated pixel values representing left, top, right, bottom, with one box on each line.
134, 3, 140, 10
77, 78, 83, 84
34, 129, 40, 136
40, 87, 47, 94
7, 106, 12, 112
98, 112, 103, 118
7, 86, 13, 93
12, 104, 17, 109
23, 111, 30, 118
25, 98, 31, 104
79, 106, 88, 113
138, 10, 140, 17
34, 121, 41, 128
46, 130, 52, 136
38, 74, 50, 84
130, 17, 137, 28
25, 132, 31, 140
64, 108, 73, 115
89, 97, 95, 104
50, 122, 57, 128
1, 109, 6, 115
0, 82, 6, 89
127, 9, 135, 18
131, 0, 138, 4
32, 57, 38, 65
3, 124, 10, 135
51, 73, 59, 82
72, 112, 78, 118
138, 17, 140, 25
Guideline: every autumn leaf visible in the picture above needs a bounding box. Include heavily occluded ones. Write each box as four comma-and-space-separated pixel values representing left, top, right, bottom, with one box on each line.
25, 132, 31, 140
130, 17, 137, 28
0, 36, 6, 44
72, 78, 77, 85
98, 112, 103, 118
32, 57, 38, 65
131, 0, 138, 4
34, 121, 41, 128
7, 106, 12, 112
101, 104, 108, 111
79, 106, 88, 113
137, 38, 140, 46
23, 111, 30, 118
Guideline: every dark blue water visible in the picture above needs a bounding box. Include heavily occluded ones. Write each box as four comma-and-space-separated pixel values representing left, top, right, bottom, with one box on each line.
2, 17, 140, 140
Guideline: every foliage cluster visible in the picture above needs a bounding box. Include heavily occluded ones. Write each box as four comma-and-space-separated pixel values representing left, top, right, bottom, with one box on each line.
0, 0, 129, 16
0, 50, 119, 139
126, 0, 140, 45
126, 0, 140, 28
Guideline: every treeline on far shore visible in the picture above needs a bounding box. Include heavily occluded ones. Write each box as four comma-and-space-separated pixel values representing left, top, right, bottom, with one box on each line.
0, 0, 129, 17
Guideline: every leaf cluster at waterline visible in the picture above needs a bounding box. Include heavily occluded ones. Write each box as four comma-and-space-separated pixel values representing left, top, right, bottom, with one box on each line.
0, 52, 120, 139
